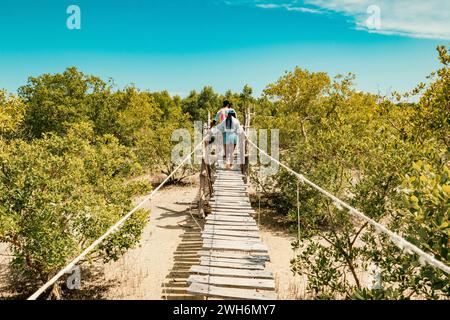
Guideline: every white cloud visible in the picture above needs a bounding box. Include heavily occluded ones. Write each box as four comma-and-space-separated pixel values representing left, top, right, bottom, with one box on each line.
256, 3, 284, 9
255, 2, 324, 14
225, 0, 450, 40
303, 0, 450, 40
286, 6, 322, 14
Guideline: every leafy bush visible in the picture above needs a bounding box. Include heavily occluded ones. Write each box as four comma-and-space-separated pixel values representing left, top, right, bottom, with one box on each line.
0, 122, 150, 294
255, 47, 450, 299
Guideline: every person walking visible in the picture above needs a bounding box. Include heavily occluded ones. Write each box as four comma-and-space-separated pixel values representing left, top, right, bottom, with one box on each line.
210, 100, 233, 159
210, 100, 231, 128
211, 108, 242, 169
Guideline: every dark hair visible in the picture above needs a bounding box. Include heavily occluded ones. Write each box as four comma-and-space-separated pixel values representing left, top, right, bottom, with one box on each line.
225, 111, 236, 129
222, 100, 231, 108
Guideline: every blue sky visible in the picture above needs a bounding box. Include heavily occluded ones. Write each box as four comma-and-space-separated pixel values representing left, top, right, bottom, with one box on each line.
0, 0, 448, 97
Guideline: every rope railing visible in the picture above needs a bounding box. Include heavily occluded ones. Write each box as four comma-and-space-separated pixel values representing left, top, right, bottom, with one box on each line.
28, 135, 209, 300
243, 131, 450, 275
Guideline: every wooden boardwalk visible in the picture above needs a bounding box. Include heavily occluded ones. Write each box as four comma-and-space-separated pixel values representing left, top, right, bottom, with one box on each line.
187, 167, 277, 300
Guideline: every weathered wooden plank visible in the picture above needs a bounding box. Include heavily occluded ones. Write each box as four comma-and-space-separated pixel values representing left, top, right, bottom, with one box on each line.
213, 190, 247, 194
210, 205, 253, 210
202, 234, 261, 243
200, 256, 265, 266
206, 215, 255, 223
202, 241, 268, 253
210, 202, 251, 206
210, 198, 249, 202
198, 251, 269, 261
187, 283, 277, 300
210, 196, 250, 201
201, 244, 267, 254
210, 203, 251, 208
209, 211, 252, 217
202, 229, 260, 238
203, 238, 266, 247
211, 209, 255, 214
213, 190, 248, 194
190, 266, 273, 278
188, 275, 275, 290
213, 186, 246, 189
203, 225, 259, 231
213, 194, 248, 198
213, 185, 246, 188
199, 260, 264, 270
205, 220, 257, 226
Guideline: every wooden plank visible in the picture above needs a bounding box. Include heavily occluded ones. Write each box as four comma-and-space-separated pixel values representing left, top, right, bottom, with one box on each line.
210, 205, 253, 210
205, 221, 257, 226
190, 266, 273, 278
211, 209, 255, 214
202, 243, 267, 254
213, 193, 248, 197
203, 225, 259, 231
213, 182, 245, 186
202, 234, 261, 243
210, 201, 250, 206
188, 275, 275, 290
210, 197, 250, 201
213, 190, 248, 194
187, 283, 277, 300
213, 186, 246, 189
208, 211, 252, 217
199, 260, 264, 270
213, 185, 247, 189
200, 256, 265, 266
206, 215, 255, 223
202, 241, 268, 253
198, 251, 269, 261
202, 229, 260, 238
203, 238, 265, 247
210, 198, 250, 202
210, 201, 251, 206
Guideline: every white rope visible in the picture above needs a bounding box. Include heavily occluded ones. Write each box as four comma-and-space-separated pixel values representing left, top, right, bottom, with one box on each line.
28, 135, 209, 300
243, 132, 450, 275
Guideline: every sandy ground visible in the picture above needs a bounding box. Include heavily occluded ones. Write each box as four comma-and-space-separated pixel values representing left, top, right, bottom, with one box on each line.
260, 230, 306, 299
0, 243, 12, 298
96, 184, 202, 299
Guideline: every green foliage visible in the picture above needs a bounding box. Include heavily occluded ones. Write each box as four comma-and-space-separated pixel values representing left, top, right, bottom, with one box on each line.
0, 122, 150, 285
0, 90, 25, 139
182, 86, 221, 121
255, 47, 450, 299
401, 161, 449, 262
19, 67, 107, 138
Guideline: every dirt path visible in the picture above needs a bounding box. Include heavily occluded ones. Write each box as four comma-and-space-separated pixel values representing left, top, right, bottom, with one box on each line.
98, 184, 201, 299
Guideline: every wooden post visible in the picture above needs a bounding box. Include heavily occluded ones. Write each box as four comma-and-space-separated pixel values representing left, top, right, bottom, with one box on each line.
242, 106, 251, 184
198, 158, 206, 219
199, 121, 214, 218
